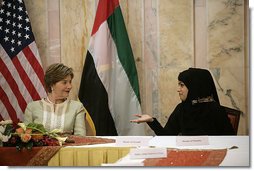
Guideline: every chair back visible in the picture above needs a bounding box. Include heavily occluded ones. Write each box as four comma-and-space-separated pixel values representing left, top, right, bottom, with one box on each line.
85, 110, 96, 136
222, 106, 241, 135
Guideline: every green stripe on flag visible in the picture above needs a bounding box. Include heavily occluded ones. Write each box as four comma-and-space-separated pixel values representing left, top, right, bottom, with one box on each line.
107, 7, 141, 103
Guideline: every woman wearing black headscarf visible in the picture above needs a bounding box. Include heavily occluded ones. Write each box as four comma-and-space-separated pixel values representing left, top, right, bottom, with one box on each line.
131, 68, 234, 135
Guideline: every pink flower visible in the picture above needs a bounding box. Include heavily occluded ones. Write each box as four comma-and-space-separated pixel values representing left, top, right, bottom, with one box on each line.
25, 128, 32, 134
16, 127, 24, 135
21, 133, 31, 143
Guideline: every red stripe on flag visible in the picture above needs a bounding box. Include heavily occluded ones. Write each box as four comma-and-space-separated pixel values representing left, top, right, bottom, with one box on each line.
0, 58, 27, 112
0, 86, 19, 123
23, 46, 45, 87
12, 57, 41, 100
91, 0, 119, 35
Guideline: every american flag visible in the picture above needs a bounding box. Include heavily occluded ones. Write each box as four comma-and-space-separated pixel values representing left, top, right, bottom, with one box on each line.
0, 0, 46, 123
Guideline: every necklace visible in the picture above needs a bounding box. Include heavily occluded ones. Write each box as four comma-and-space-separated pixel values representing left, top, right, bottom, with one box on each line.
46, 96, 55, 104
46, 96, 67, 104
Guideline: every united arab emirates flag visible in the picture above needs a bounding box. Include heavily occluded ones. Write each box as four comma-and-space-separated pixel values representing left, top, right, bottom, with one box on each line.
79, 0, 145, 136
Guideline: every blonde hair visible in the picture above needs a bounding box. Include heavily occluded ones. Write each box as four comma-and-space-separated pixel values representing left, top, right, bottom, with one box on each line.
44, 63, 74, 93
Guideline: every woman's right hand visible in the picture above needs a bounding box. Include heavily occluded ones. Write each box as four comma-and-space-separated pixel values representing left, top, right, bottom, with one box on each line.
130, 114, 154, 123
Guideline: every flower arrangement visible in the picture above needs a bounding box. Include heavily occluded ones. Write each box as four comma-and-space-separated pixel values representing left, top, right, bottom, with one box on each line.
0, 120, 67, 150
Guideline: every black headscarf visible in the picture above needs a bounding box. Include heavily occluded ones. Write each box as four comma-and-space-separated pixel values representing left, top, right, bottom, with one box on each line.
178, 68, 220, 105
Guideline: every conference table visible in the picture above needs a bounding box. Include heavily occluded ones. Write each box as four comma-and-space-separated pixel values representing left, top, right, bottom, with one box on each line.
0, 136, 249, 167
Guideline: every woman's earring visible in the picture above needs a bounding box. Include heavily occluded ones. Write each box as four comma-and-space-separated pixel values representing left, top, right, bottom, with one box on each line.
51, 87, 54, 91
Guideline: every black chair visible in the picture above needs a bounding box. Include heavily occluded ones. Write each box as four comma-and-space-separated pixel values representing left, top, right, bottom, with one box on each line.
222, 106, 241, 135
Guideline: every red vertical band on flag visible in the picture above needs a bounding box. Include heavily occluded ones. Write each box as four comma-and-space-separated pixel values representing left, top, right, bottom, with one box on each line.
91, 0, 119, 35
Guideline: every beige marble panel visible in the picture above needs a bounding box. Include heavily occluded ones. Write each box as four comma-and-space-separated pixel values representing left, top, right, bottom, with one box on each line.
159, 0, 194, 68
48, 0, 60, 64
194, 0, 208, 68
143, 0, 158, 114
60, 0, 96, 100
208, 1, 244, 68
142, 0, 159, 135
207, 0, 247, 134
158, 0, 194, 126
25, 0, 48, 69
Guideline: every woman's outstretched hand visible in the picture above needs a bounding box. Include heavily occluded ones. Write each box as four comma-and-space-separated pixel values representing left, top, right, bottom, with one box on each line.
130, 114, 154, 123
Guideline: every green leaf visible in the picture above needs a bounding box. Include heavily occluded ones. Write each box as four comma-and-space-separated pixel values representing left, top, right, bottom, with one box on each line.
4, 124, 14, 136
26, 123, 47, 134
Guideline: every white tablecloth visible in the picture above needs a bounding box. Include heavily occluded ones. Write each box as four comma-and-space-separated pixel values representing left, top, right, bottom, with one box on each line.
101, 136, 249, 166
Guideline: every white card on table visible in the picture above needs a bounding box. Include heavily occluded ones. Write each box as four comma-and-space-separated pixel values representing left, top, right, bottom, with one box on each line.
129, 147, 167, 159
115, 136, 152, 147
176, 136, 209, 146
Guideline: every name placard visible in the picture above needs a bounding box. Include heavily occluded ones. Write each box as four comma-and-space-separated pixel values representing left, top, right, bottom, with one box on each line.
130, 147, 167, 159
115, 136, 152, 147
176, 136, 209, 146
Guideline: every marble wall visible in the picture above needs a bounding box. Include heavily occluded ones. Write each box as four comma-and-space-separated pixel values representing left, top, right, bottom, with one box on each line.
207, 0, 248, 134
21, 0, 248, 135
